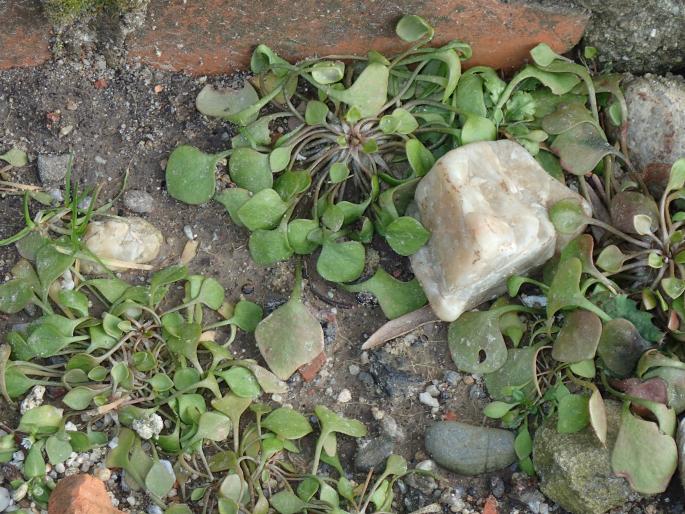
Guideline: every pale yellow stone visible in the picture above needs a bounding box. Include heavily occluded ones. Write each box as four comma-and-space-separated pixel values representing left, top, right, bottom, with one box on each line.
81, 217, 163, 273
410, 140, 591, 322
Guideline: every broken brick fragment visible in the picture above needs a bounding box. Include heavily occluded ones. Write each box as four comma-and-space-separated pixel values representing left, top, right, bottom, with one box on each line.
298, 351, 327, 382
482, 495, 499, 514
48, 474, 124, 514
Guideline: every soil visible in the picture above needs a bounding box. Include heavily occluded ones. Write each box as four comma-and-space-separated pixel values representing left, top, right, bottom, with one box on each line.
0, 55, 683, 514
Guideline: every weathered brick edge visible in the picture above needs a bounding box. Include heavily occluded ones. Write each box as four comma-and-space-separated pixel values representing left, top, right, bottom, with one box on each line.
1, 0, 588, 75
0, 0, 52, 70
127, 0, 589, 74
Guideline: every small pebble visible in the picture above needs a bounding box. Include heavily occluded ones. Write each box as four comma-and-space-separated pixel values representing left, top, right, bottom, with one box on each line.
490, 476, 505, 498
123, 190, 155, 214
371, 407, 385, 420
60, 125, 74, 137
463, 375, 475, 385
0, 487, 10, 511
95, 156, 107, 165
426, 384, 440, 397
444, 370, 461, 386
12, 482, 28, 502
337, 389, 352, 403
95, 466, 111, 482
419, 392, 440, 408
348, 364, 360, 376
183, 225, 195, 240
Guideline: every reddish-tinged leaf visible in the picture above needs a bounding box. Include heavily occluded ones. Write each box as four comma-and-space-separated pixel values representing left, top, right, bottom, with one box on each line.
613, 377, 668, 418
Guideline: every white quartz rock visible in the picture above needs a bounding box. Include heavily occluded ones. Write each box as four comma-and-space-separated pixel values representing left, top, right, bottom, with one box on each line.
410, 140, 591, 322
81, 217, 163, 273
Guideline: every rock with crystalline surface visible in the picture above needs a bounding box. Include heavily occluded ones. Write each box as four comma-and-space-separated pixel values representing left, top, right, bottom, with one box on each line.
410, 140, 591, 322
81, 217, 163, 273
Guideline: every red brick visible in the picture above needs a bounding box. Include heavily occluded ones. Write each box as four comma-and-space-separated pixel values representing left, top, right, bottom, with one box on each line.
48, 474, 124, 514
482, 495, 499, 514
128, 0, 588, 75
298, 351, 327, 382
0, 1, 52, 70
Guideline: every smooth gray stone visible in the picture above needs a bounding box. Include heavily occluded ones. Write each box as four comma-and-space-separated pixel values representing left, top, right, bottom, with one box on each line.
424, 421, 515, 475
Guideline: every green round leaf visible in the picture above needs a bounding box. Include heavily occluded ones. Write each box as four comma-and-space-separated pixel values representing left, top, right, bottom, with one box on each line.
316, 241, 365, 283
311, 61, 345, 85
229, 147, 272, 193
557, 394, 590, 433
237, 189, 288, 231
385, 216, 430, 256
287, 219, 320, 255
549, 198, 587, 235
196, 82, 259, 122
262, 407, 313, 439
220, 367, 262, 398
305, 100, 329, 125
166, 145, 222, 205
395, 14, 434, 42
483, 401, 516, 419
329, 162, 350, 184
448, 310, 508, 374
249, 228, 294, 266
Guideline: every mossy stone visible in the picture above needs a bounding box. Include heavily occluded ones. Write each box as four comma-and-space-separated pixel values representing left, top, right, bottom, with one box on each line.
532, 400, 640, 514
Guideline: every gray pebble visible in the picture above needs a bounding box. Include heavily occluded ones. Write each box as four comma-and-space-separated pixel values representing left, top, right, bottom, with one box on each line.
354, 436, 394, 471
0, 487, 10, 511
380, 415, 405, 442
37, 154, 70, 187
444, 370, 461, 386
123, 190, 155, 214
425, 421, 516, 475
490, 475, 505, 498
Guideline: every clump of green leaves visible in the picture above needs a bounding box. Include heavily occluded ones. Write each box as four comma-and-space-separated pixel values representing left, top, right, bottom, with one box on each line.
0, 153, 418, 513
442, 51, 684, 494
166, 15, 476, 298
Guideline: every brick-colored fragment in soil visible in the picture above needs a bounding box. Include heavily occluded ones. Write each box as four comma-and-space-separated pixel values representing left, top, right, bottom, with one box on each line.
483, 495, 499, 514
299, 350, 327, 382
0, 1, 52, 70
128, 0, 589, 75
48, 474, 124, 514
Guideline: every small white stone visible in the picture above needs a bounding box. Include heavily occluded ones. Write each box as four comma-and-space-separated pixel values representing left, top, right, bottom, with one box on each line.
19, 385, 46, 414
0, 487, 10, 511
148, 506, 164, 514
64, 422, 78, 432
348, 364, 360, 376
81, 217, 163, 273
337, 389, 352, 403
54, 463, 66, 474
12, 482, 28, 502
371, 407, 385, 420
419, 391, 440, 408
425, 384, 440, 398
411, 140, 591, 321
126, 495, 137, 506
360, 352, 369, 365
132, 413, 164, 440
